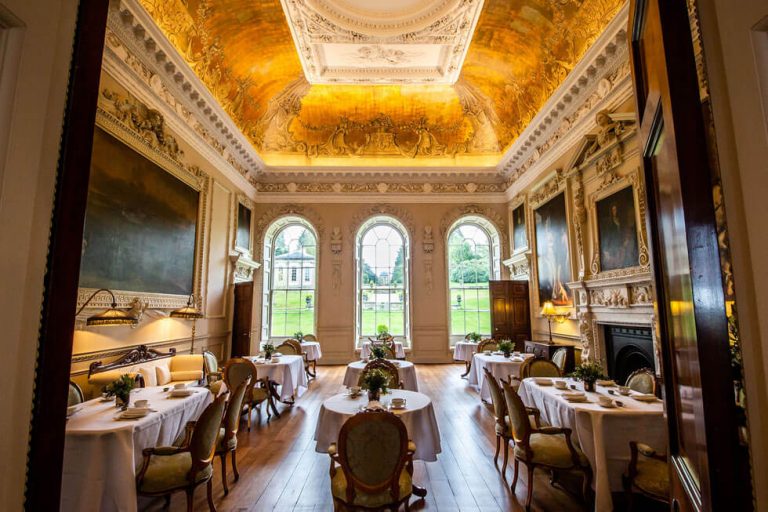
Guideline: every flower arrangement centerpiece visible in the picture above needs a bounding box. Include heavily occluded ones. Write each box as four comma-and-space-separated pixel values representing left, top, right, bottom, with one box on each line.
466, 332, 482, 343
105, 374, 136, 409
293, 331, 304, 342
263, 343, 276, 360
497, 340, 514, 358
376, 324, 391, 340
362, 368, 390, 402
370, 345, 387, 360
569, 361, 607, 392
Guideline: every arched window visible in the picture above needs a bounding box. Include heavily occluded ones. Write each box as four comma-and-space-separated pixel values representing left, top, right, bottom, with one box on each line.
355, 216, 410, 346
447, 215, 501, 345
261, 216, 317, 340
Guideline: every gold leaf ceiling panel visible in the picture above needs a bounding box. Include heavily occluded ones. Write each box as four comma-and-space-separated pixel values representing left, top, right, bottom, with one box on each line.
139, 0, 624, 168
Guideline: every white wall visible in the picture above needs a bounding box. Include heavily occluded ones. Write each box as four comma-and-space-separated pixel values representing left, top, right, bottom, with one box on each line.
697, 0, 768, 508
0, 0, 79, 508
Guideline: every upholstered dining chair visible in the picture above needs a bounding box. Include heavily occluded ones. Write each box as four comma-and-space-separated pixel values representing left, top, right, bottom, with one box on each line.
625, 368, 656, 395
501, 380, 592, 511
203, 351, 224, 395
216, 379, 249, 496
551, 348, 568, 374
328, 410, 415, 511
136, 393, 227, 512
520, 357, 562, 379
300, 334, 319, 377
276, 339, 314, 380
478, 339, 499, 353
623, 441, 670, 510
223, 357, 276, 429
68, 381, 84, 407
303, 333, 317, 341
359, 359, 403, 389
484, 368, 541, 478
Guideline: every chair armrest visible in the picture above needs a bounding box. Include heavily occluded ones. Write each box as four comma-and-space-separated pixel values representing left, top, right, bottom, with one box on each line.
631, 441, 667, 463
534, 426, 571, 436
328, 443, 337, 457
407, 441, 416, 454
525, 407, 542, 429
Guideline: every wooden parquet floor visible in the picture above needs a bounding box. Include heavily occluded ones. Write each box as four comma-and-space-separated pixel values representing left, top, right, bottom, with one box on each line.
141, 364, 589, 512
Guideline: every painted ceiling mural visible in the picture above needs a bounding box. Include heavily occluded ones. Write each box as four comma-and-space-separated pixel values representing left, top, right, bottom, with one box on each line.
139, 0, 624, 167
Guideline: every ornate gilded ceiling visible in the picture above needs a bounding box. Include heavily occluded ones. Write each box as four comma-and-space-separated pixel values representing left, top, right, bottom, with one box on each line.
139, 0, 624, 168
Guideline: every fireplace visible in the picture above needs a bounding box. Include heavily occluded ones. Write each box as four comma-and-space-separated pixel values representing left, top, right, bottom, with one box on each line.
603, 325, 654, 384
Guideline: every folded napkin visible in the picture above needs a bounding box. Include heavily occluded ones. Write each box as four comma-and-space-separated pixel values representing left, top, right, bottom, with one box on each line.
561, 391, 586, 399
365, 400, 385, 411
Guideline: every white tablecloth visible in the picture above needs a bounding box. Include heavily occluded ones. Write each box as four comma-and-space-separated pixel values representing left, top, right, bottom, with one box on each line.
301, 341, 322, 361
314, 390, 441, 462
453, 341, 478, 362
343, 360, 419, 391
518, 378, 667, 512
61, 386, 213, 512
468, 352, 534, 401
250, 355, 309, 401
360, 341, 406, 359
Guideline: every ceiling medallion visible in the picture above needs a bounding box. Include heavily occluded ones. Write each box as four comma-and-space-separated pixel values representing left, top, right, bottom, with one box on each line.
280, 0, 485, 85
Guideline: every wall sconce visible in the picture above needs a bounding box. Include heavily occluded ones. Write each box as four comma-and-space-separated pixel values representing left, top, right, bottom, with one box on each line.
171, 294, 203, 353
541, 301, 568, 344
76, 288, 139, 326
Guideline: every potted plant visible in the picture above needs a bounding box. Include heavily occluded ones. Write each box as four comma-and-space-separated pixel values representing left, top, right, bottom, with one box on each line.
370, 345, 387, 360
498, 340, 514, 358
105, 374, 136, 409
376, 324, 390, 340
263, 342, 276, 360
466, 332, 482, 343
569, 361, 607, 392
293, 331, 304, 342
362, 368, 390, 402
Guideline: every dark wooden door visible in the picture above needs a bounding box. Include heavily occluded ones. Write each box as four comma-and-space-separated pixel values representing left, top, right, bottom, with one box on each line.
489, 280, 531, 351
628, 1, 752, 510
231, 281, 254, 357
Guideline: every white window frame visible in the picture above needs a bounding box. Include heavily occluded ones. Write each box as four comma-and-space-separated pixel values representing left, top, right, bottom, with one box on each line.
355, 215, 411, 348
446, 215, 501, 347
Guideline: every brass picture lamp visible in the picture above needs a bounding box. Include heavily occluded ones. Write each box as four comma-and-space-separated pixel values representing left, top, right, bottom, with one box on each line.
76, 288, 139, 326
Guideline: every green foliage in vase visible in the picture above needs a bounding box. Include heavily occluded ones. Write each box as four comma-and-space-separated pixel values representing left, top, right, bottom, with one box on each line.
361, 368, 390, 394
497, 340, 514, 356
569, 362, 607, 384
263, 343, 276, 356
466, 332, 482, 343
293, 331, 304, 342
105, 374, 135, 401
370, 345, 387, 360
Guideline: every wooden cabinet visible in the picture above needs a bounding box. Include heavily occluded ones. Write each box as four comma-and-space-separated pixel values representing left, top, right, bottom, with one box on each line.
231, 281, 254, 357
489, 280, 531, 352
524, 340, 575, 374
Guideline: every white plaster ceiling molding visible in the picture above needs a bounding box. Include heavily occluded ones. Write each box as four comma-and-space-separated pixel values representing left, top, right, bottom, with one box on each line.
280, 0, 484, 84
108, 0, 265, 181
498, 3, 633, 189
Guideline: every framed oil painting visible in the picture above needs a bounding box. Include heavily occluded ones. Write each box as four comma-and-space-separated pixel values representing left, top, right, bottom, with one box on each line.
512, 204, 527, 252
236, 202, 252, 252
79, 127, 199, 297
596, 185, 639, 271
534, 193, 572, 306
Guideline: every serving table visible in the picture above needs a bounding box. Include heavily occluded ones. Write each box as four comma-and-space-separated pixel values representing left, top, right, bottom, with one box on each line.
343, 359, 419, 391
61, 386, 212, 512
453, 341, 479, 377
360, 340, 405, 359
518, 378, 667, 512
249, 354, 308, 402
468, 352, 534, 402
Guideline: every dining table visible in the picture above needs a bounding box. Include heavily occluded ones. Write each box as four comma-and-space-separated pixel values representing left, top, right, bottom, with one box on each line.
453, 341, 479, 377
314, 389, 441, 462
468, 352, 534, 402
249, 354, 308, 402
300, 340, 322, 362
343, 359, 419, 391
518, 377, 667, 512
61, 385, 213, 512
360, 340, 406, 359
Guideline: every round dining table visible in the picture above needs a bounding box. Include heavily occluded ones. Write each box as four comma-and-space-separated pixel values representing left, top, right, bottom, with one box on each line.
343, 359, 419, 391
249, 354, 309, 402
360, 340, 406, 359
314, 389, 441, 462
300, 341, 322, 361
453, 341, 479, 377
468, 352, 534, 402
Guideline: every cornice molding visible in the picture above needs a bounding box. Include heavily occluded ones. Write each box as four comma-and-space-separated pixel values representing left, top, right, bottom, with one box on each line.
108, 0, 264, 176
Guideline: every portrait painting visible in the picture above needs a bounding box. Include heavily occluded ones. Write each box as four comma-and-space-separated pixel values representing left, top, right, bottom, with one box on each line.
512, 204, 527, 251
534, 193, 572, 306
236, 203, 252, 251
596, 186, 639, 271
79, 127, 199, 296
